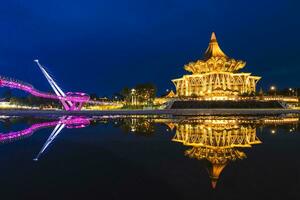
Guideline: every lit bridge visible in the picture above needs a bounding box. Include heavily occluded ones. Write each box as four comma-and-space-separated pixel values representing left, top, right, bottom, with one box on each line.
0, 60, 114, 110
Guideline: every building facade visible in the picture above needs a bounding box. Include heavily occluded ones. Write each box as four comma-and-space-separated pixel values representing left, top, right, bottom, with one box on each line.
172, 32, 261, 100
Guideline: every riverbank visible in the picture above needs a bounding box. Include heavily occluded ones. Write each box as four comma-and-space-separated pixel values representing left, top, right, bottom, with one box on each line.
0, 108, 300, 116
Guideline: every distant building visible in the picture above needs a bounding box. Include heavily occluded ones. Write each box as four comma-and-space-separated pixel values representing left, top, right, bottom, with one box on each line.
172, 32, 261, 100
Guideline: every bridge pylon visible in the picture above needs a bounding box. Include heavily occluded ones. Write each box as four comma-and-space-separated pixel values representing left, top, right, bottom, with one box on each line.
34, 60, 90, 111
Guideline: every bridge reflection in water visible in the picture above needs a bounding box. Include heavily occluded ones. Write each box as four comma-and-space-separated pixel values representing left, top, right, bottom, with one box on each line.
0, 116, 91, 160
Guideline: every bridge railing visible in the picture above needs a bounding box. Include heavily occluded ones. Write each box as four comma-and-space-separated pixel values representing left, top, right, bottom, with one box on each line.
0, 75, 112, 105
0, 75, 34, 88
0, 75, 56, 97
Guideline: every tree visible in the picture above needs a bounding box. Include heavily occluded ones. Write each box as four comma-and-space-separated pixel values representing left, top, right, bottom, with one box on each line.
118, 83, 157, 106
135, 83, 157, 105
120, 87, 131, 103
90, 93, 98, 100
2, 89, 12, 100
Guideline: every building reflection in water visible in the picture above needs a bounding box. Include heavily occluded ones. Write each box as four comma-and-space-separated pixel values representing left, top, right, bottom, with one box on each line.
172, 118, 261, 189
0, 114, 299, 187
121, 115, 299, 188
169, 117, 299, 188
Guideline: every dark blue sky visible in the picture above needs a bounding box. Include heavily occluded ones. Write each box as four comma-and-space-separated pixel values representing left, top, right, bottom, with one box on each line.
1, 0, 300, 96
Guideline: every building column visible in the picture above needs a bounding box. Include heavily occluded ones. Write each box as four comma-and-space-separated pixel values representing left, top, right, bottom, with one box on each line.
185, 79, 189, 96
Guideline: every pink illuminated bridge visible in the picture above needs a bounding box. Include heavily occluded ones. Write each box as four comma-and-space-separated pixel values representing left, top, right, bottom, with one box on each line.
0, 60, 115, 111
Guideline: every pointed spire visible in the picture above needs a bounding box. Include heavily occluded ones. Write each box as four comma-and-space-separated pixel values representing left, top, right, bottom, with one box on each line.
259, 87, 264, 96
210, 32, 217, 42
207, 163, 227, 189
211, 179, 218, 189
203, 32, 227, 60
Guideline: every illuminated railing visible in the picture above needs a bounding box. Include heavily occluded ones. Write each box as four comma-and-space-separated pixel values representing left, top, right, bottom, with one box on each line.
262, 95, 299, 102
0, 75, 118, 110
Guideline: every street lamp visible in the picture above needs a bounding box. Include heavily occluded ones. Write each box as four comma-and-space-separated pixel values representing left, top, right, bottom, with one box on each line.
131, 88, 136, 105
270, 86, 276, 96
288, 88, 294, 96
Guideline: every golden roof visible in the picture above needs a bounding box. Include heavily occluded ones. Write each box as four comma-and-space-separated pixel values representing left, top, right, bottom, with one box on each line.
165, 90, 176, 98
203, 32, 227, 60
184, 32, 246, 74
186, 147, 246, 189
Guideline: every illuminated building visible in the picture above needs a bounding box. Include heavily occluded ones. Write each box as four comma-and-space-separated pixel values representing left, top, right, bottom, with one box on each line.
153, 90, 176, 105
172, 32, 261, 100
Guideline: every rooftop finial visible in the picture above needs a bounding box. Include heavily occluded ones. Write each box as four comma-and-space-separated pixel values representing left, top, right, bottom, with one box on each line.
203, 32, 227, 60
211, 180, 217, 189
210, 32, 217, 42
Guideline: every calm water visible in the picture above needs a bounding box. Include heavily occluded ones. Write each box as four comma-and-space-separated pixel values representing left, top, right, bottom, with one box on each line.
0, 115, 300, 200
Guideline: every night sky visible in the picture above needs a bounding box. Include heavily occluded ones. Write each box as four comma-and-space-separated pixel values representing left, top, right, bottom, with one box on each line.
1, 0, 300, 96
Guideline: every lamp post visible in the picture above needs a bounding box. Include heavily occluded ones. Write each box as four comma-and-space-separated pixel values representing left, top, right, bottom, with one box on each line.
270, 86, 276, 96
131, 88, 136, 106
289, 88, 293, 96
